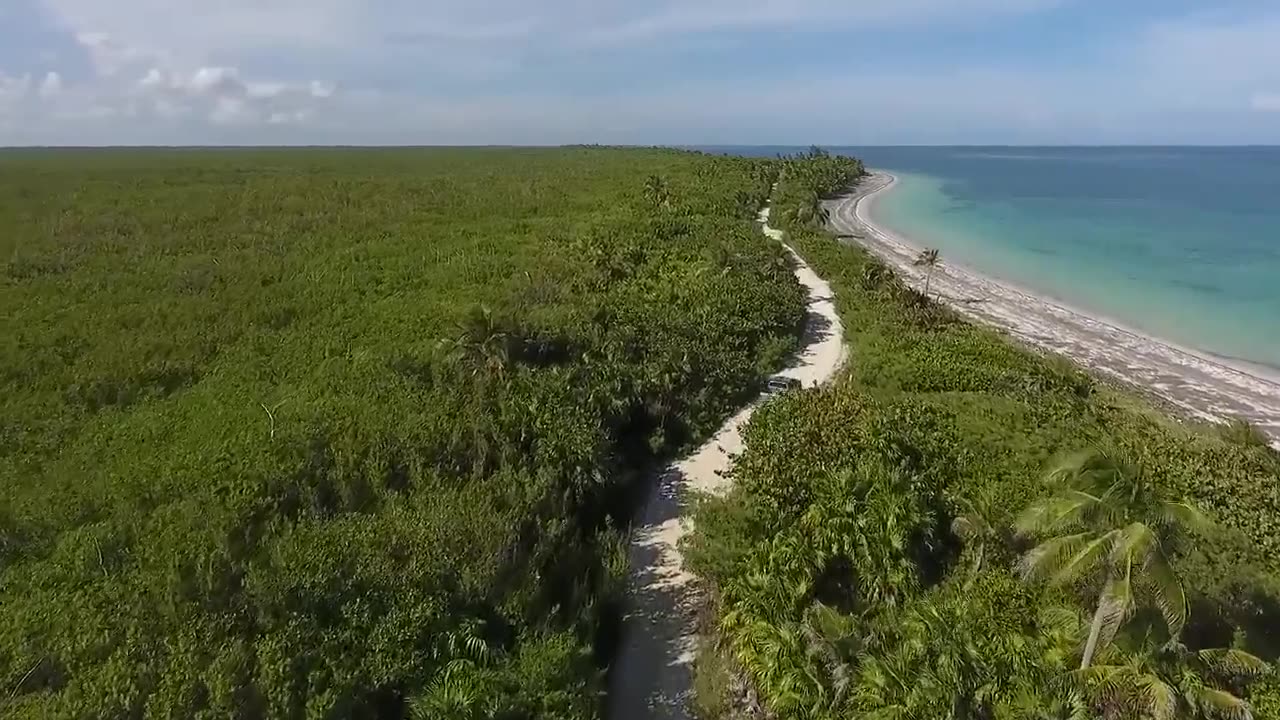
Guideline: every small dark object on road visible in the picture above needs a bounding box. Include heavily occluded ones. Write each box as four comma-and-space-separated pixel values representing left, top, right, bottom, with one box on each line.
766, 377, 802, 394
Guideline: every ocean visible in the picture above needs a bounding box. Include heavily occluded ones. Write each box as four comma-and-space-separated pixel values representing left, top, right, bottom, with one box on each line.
705, 146, 1280, 371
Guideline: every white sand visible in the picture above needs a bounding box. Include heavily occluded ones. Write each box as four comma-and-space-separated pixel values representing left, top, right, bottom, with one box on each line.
829, 172, 1280, 447
606, 206, 847, 719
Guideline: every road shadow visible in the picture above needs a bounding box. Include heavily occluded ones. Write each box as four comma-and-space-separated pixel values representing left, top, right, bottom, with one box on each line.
796, 307, 835, 357
608, 460, 703, 720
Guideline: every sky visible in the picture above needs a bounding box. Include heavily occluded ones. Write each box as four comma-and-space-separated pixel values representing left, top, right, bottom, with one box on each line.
2, 0, 1280, 145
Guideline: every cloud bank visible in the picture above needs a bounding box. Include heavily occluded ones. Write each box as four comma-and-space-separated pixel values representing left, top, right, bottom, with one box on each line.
2, 1, 1280, 144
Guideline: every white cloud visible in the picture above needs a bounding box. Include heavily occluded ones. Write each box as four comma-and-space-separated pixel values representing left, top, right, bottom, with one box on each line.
247, 81, 287, 99
0, 73, 32, 104
186, 67, 242, 96
268, 109, 312, 125
7, 3, 1280, 144
38, 71, 63, 97
1251, 92, 1280, 113
152, 97, 190, 119
3, 31, 338, 135
75, 30, 151, 76
39, 0, 1063, 69
138, 68, 165, 89
1129, 13, 1280, 110
575, 0, 1061, 46
210, 95, 253, 125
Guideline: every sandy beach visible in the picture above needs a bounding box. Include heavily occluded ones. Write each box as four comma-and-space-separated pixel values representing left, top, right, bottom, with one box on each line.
828, 172, 1280, 446
607, 206, 847, 719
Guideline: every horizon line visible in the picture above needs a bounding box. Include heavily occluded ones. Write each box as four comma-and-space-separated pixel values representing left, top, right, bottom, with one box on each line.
4, 142, 1280, 150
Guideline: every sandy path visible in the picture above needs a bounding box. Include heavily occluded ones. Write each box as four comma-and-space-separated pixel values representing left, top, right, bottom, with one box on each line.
829, 173, 1280, 446
606, 206, 847, 719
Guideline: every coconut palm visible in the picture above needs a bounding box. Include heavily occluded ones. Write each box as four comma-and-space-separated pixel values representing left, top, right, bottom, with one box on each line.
854, 590, 1078, 720
913, 248, 941, 297
790, 190, 829, 227
1074, 643, 1265, 720
411, 620, 502, 719
950, 496, 1002, 586
437, 304, 514, 380
1016, 448, 1211, 669
643, 174, 671, 209
410, 660, 502, 719
797, 461, 939, 612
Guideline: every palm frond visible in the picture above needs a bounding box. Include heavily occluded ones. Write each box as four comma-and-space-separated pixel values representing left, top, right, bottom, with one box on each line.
1134, 672, 1179, 720
1138, 545, 1188, 640
1197, 648, 1268, 679
1157, 500, 1213, 535
1095, 572, 1136, 653
1051, 531, 1116, 586
1017, 532, 1091, 583
1109, 522, 1157, 568
1187, 686, 1255, 720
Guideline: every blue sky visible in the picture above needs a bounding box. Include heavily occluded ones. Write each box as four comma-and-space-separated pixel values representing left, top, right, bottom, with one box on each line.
2, 0, 1280, 145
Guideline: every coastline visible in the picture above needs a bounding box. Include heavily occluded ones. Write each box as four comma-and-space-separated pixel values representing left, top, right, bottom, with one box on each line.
828, 172, 1280, 445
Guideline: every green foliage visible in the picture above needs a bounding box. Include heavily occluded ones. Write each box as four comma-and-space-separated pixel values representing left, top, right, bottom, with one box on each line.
1218, 419, 1273, 451
1017, 448, 1210, 667
689, 152, 1280, 720
1246, 672, 1280, 718
1077, 643, 1266, 720
0, 147, 804, 716
768, 147, 865, 232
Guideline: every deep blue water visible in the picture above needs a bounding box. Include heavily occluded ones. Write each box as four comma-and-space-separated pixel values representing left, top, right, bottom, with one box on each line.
701, 146, 1280, 369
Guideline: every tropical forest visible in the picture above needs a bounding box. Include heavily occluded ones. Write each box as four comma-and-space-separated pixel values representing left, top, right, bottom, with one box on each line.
687, 150, 1280, 720
1, 146, 1279, 720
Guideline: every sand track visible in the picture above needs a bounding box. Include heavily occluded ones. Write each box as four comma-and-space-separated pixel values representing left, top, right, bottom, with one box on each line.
606, 205, 847, 719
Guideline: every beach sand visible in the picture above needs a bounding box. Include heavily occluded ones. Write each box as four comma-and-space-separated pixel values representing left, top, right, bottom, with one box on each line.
828, 172, 1280, 446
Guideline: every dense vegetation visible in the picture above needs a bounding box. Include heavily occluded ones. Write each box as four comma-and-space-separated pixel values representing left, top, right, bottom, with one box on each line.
688, 154, 1280, 718
0, 147, 806, 718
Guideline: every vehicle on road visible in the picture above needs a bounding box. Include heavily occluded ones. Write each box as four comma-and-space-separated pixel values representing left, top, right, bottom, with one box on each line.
765, 376, 803, 394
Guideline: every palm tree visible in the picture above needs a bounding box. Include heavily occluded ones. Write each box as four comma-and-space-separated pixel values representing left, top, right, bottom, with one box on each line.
800, 602, 860, 710
411, 620, 502, 719
950, 497, 1002, 587
804, 191, 830, 226
410, 660, 505, 719
1016, 448, 1211, 670
913, 249, 941, 297
1074, 643, 1265, 720
437, 305, 514, 380
797, 461, 939, 612
643, 174, 671, 209
854, 590, 1076, 720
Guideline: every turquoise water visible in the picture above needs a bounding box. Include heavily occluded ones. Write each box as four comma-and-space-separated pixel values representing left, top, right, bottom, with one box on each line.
708, 146, 1280, 370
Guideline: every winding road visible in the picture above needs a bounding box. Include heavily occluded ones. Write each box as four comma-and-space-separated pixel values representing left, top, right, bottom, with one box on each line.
606, 205, 847, 719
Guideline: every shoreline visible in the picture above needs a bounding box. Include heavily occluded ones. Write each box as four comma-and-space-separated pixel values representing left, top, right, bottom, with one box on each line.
829, 171, 1280, 445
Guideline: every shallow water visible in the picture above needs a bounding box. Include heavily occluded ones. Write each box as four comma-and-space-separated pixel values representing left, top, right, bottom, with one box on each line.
709, 146, 1280, 370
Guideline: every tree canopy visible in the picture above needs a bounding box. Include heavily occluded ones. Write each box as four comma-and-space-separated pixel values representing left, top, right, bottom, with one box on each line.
0, 147, 804, 717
